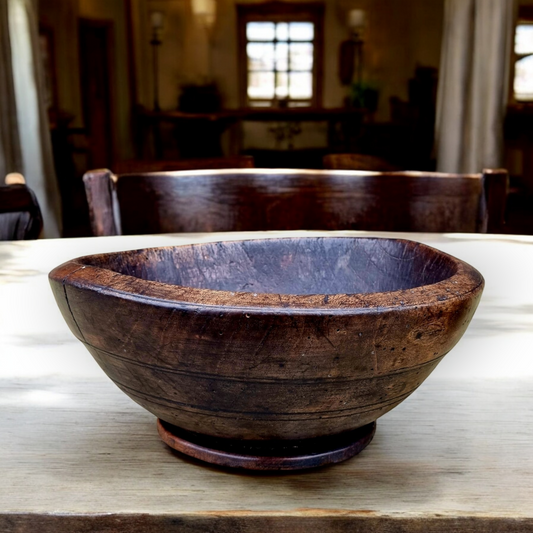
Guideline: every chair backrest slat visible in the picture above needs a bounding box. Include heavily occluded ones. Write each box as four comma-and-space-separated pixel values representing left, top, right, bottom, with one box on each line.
83, 168, 508, 236
83, 169, 119, 237
482, 168, 509, 233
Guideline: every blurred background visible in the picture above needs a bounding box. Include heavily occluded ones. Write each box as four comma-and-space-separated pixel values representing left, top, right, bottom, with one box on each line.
1, 0, 532, 237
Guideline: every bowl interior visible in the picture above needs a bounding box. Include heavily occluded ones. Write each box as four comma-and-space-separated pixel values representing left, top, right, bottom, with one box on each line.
82, 238, 457, 296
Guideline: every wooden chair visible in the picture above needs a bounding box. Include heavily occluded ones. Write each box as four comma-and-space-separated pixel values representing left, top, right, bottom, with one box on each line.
112, 156, 254, 175
0, 184, 43, 240
323, 153, 399, 171
83, 168, 508, 236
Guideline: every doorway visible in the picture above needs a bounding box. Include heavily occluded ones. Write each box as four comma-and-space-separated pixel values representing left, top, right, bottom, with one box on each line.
79, 19, 114, 169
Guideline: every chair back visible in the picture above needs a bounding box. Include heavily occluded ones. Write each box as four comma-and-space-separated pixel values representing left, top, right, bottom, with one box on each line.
0, 184, 43, 240
83, 168, 508, 236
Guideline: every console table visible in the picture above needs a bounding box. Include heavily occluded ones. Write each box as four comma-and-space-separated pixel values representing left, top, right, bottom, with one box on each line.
137, 107, 366, 159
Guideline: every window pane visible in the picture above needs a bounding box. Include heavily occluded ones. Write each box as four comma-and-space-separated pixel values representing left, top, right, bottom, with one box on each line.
276, 43, 288, 71
248, 71, 275, 99
516, 24, 533, 55
276, 72, 288, 98
247, 22, 275, 41
290, 43, 313, 71
247, 43, 274, 71
289, 71, 312, 99
289, 22, 314, 41
276, 22, 288, 41
515, 55, 533, 100
245, 17, 316, 106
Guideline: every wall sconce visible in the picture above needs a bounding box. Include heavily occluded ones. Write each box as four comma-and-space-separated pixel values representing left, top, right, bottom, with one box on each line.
347, 9, 366, 35
190, 0, 216, 81
191, 0, 216, 32
338, 9, 366, 86
150, 11, 164, 111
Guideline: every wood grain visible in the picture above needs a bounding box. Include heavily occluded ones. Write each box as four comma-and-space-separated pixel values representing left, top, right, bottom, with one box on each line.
482, 168, 509, 233
2, 231, 533, 530
82, 168, 507, 237
82, 169, 119, 236
3, 513, 533, 533
157, 419, 376, 470
1, 379, 533, 531
49, 237, 483, 445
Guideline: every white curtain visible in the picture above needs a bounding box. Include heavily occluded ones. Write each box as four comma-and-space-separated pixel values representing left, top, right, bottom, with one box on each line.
1, 0, 62, 237
0, 1, 22, 178
435, 0, 515, 174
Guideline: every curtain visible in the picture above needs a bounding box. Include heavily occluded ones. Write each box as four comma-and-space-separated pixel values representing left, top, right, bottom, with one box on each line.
1, 0, 62, 237
0, 1, 22, 178
435, 0, 515, 174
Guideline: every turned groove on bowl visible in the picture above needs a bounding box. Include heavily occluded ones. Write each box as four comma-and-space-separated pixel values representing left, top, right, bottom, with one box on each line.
49, 237, 484, 470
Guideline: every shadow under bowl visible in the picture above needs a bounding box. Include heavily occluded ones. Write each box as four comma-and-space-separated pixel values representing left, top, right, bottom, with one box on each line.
49, 237, 483, 469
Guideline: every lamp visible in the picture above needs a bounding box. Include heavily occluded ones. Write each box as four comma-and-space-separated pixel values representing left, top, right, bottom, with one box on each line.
347, 9, 366, 34
190, 0, 216, 81
338, 9, 366, 86
191, 0, 216, 32
150, 11, 164, 111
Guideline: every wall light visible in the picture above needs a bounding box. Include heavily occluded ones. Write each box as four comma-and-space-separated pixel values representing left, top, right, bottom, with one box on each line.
150, 11, 165, 111
347, 9, 366, 34
191, 0, 216, 31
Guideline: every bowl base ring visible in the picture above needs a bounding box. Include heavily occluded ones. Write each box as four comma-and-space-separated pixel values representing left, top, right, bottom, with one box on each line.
157, 419, 376, 470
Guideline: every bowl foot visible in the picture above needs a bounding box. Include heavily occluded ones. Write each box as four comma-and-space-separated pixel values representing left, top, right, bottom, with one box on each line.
157, 419, 376, 470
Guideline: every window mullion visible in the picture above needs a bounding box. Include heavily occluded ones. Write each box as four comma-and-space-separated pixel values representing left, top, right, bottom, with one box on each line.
274, 26, 278, 105
288, 28, 291, 103
244, 16, 317, 107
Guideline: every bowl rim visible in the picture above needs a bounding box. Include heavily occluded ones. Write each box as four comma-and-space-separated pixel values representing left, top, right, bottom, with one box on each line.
49, 237, 484, 314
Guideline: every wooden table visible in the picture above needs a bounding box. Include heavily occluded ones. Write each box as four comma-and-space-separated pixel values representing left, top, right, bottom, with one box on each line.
1, 231, 533, 532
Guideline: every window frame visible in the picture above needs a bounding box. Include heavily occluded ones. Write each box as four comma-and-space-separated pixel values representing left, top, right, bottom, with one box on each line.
512, 6, 533, 102
237, 2, 324, 108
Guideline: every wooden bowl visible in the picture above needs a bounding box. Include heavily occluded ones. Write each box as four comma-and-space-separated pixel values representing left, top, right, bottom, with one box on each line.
49, 237, 483, 470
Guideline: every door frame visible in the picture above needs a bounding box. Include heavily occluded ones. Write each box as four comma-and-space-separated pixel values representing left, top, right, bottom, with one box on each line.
78, 18, 116, 167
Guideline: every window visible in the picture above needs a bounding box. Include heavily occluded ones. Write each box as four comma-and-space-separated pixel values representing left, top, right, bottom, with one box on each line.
514, 23, 533, 100
513, 7, 533, 101
237, 3, 324, 107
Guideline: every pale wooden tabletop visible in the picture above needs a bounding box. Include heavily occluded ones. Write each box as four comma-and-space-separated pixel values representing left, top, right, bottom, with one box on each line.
1, 231, 533, 532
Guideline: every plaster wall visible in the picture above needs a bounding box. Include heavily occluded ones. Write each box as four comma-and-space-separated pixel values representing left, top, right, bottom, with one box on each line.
139, 0, 444, 119
40, 0, 444, 155
138, 0, 444, 149
39, 0, 134, 159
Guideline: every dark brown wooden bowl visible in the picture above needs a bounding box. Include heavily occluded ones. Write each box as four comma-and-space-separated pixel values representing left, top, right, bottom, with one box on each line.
49, 237, 483, 469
